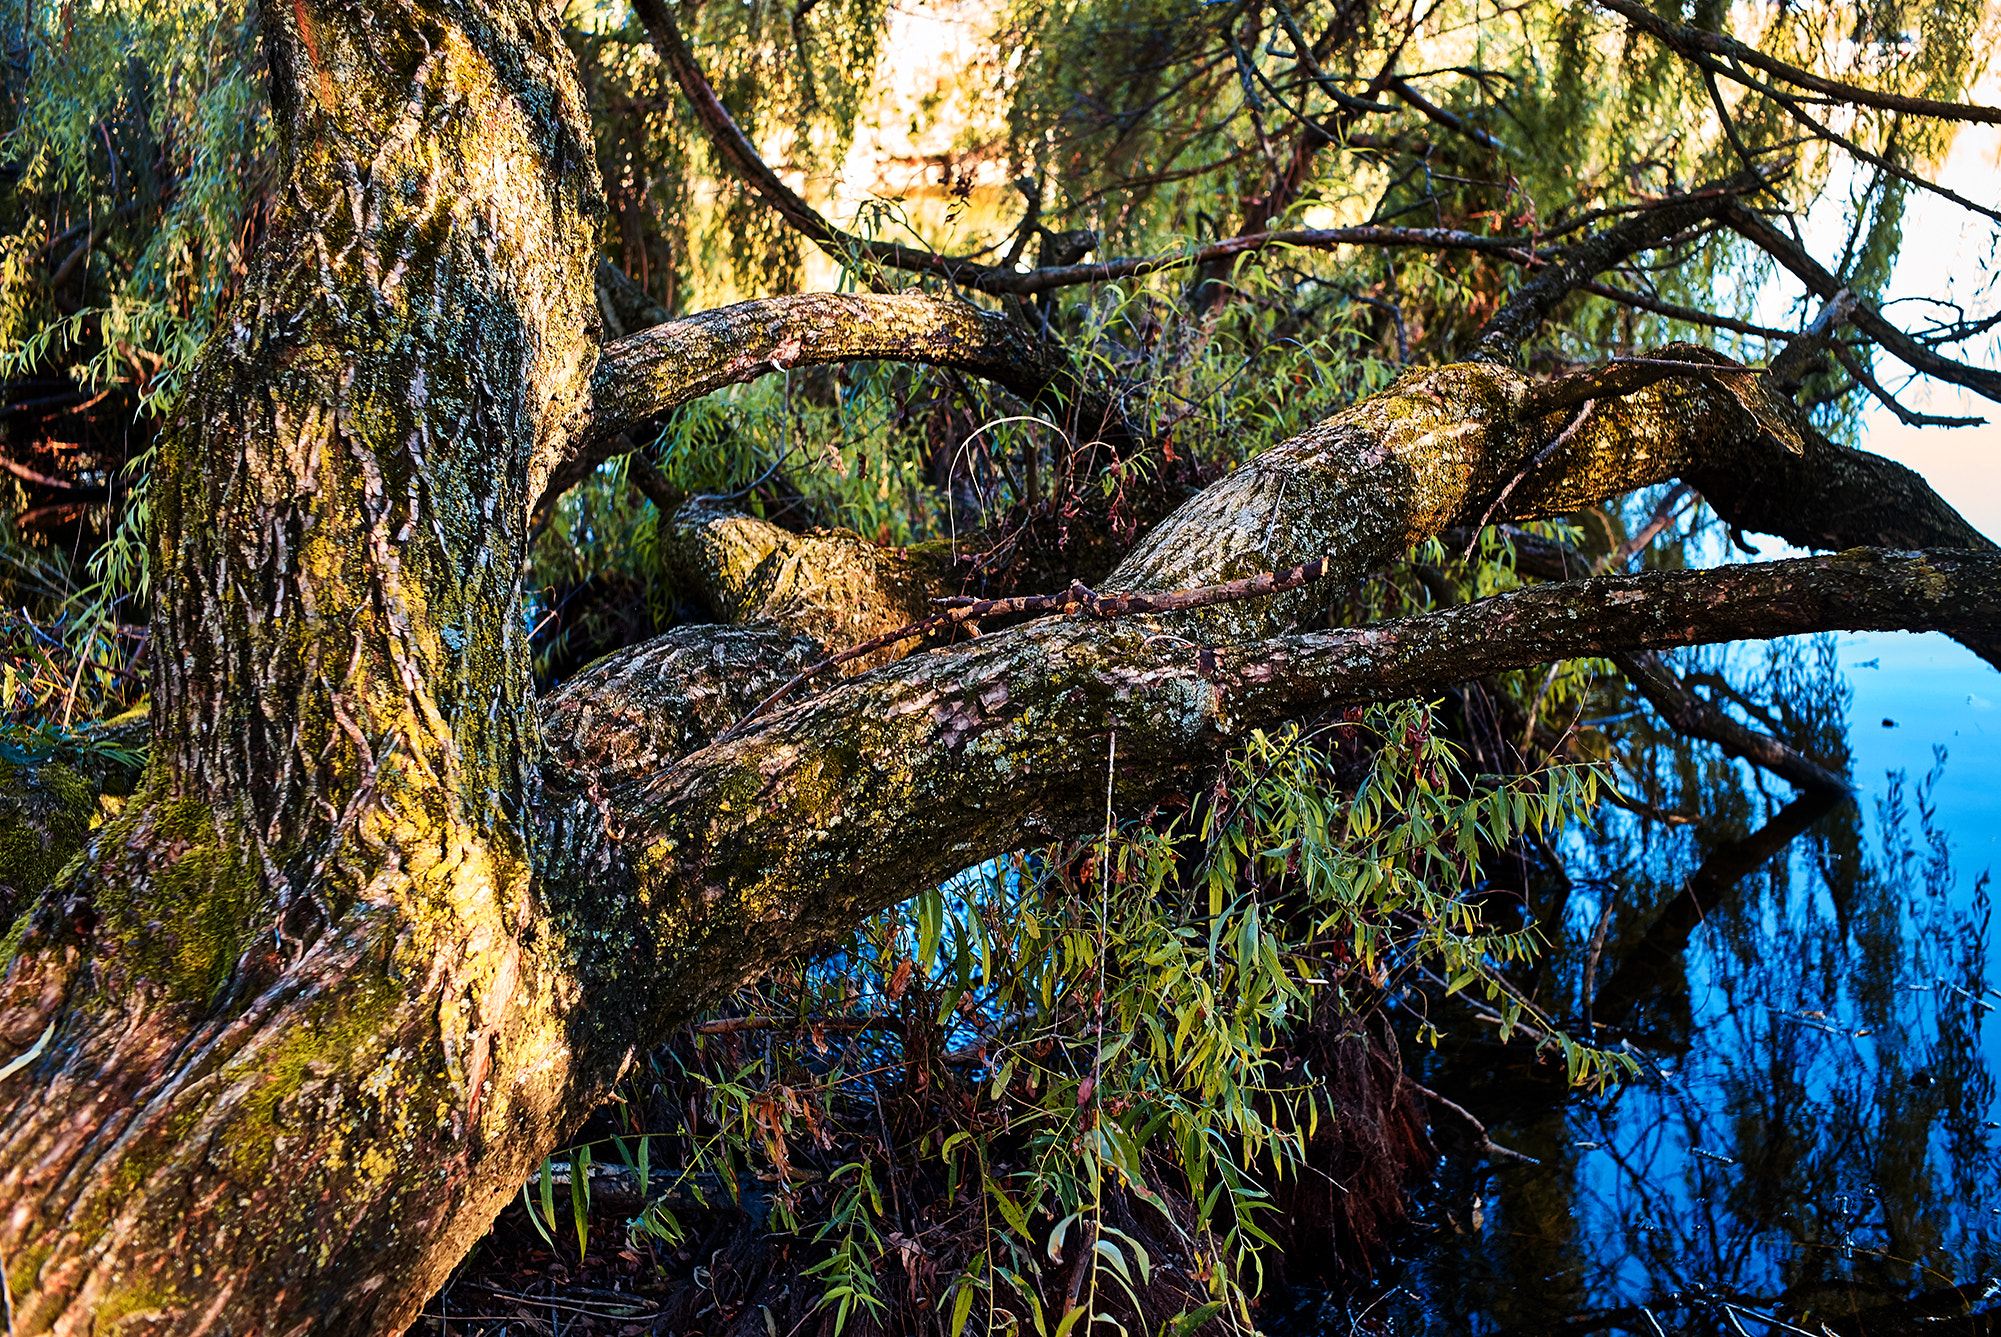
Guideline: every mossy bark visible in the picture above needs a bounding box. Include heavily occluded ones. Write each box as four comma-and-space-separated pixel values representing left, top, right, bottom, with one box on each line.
0, 760, 98, 937
560, 549, 1997, 1026
0, 1, 609, 1331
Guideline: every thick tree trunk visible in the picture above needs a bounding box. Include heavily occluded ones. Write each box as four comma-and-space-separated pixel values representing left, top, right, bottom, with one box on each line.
0, 1, 612, 1330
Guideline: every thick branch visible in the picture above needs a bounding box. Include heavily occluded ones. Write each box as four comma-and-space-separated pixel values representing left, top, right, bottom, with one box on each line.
1596, 0, 2001, 125
1098, 348, 1993, 652
657, 499, 941, 670
581, 292, 1139, 469
570, 549, 1998, 1029
1720, 201, 2001, 405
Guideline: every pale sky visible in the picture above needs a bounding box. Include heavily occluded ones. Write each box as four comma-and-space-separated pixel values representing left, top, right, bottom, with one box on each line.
1847, 105, 2001, 543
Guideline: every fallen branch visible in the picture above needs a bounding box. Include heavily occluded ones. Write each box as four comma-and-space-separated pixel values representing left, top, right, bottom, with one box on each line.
723, 555, 1356, 734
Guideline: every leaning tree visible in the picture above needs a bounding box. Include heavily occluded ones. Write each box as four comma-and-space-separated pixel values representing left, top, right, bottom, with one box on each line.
0, 0, 1996, 1331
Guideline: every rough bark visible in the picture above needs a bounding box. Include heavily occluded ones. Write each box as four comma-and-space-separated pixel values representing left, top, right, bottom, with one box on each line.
550, 291, 1148, 519
0, 0, 611, 1330
540, 549, 1998, 1035
1098, 347, 1995, 655
657, 499, 940, 669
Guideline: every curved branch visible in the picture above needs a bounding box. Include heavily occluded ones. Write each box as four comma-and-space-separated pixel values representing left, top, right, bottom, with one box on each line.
572, 291, 1144, 499
589, 293, 1079, 441
1098, 348, 1993, 652
1595, 0, 2001, 126
567, 548, 1998, 1031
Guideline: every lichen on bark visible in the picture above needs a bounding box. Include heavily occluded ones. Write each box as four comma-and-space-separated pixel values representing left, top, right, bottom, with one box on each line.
0, 0, 618, 1329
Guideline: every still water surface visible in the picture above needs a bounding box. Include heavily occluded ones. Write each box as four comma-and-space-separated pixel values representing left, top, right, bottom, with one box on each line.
1284, 630, 2000, 1334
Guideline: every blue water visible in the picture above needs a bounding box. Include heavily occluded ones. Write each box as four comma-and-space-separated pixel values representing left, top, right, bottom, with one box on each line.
1350, 630, 2001, 1334
1845, 632, 2001, 861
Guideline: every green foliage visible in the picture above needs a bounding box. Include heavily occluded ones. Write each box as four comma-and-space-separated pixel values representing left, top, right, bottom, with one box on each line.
0, 0, 272, 407
566, 0, 890, 306
0, 0, 270, 756
2, 0, 1983, 1323
544, 702, 1619, 1327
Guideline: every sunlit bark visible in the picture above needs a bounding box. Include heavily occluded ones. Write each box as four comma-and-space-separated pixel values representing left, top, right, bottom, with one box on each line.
0, 0, 608, 1328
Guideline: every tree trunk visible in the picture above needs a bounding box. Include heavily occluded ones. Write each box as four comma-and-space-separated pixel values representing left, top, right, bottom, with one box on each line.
0, 1, 613, 1329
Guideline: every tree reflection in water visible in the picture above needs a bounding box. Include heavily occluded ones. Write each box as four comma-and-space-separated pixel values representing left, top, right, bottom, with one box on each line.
1302, 629, 1999, 1335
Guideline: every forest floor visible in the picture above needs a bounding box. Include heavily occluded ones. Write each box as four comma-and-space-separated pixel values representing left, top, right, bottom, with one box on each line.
413, 1200, 694, 1337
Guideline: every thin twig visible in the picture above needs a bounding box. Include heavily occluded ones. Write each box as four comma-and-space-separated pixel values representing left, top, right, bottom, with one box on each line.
1460, 399, 1597, 561
1406, 1082, 1542, 1165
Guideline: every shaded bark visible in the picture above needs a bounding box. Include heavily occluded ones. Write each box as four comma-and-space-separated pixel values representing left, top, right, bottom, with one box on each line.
1474, 528, 1858, 794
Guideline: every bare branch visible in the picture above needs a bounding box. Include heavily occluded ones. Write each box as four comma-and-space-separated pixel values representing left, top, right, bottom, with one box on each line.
1596, 0, 2001, 125
1720, 200, 2001, 405
1577, 280, 1796, 339
1472, 165, 1783, 362
1829, 344, 1986, 428
1000, 222, 1539, 296
1766, 288, 1856, 394
1383, 75, 1513, 156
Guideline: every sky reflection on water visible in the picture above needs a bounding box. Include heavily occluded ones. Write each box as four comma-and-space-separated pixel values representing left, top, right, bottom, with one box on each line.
1287, 631, 2001, 1335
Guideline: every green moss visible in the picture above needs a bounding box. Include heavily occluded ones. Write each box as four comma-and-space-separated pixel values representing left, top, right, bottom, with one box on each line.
0, 759, 98, 932
219, 974, 406, 1180
96, 797, 262, 1005
84, 1276, 188, 1333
